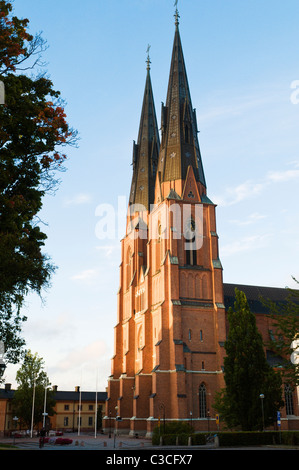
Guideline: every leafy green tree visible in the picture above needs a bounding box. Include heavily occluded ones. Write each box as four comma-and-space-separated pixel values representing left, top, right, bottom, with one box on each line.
214, 288, 284, 431
12, 350, 55, 430
0, 1, 77, 375
263, 277, 299, 387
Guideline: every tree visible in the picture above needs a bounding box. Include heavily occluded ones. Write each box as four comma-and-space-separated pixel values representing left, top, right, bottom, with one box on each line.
262, 277, 299, 387
12, 350, 55, 430
214, 288, 284, 431
0, 1, 77, 375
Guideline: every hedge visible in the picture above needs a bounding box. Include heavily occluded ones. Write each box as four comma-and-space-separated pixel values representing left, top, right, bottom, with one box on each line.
153, 431, 299, 447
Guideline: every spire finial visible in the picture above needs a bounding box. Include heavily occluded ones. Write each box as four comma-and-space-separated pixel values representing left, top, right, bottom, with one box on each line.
146, 44, 151, 71
174, 0, 180, 28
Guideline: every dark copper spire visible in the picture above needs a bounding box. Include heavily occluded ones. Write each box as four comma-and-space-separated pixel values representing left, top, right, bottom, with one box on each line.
129, 51, 160, 211
157, 14, 206, 189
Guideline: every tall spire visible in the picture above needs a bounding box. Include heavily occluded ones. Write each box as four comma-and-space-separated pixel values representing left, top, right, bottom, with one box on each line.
157, 7, 206, 191
129, 48, 160, 212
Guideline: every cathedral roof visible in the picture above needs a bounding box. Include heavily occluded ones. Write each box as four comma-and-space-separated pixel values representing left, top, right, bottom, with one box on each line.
129, 57, 160, 212
223, 282, 299, 314
157, 13, 206, 188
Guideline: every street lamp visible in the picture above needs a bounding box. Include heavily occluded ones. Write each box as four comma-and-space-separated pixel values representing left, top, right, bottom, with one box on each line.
0, 341, 6, 376
259, 394, 265, 431
42, 412, 48, 430
43, 378, 48, 428
109, 410, 112, 438
30, 377, 36, 438
114, 406, 118, 448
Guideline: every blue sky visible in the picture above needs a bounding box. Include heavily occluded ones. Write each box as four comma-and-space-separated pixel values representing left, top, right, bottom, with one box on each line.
3, 0, 299, 391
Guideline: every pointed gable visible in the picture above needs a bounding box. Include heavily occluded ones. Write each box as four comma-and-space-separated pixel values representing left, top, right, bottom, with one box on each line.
182, 165, 201, 202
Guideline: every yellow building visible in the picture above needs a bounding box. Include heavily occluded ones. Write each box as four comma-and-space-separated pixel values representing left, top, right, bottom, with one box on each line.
51, 386, 107, 433
0, 384, 107, 436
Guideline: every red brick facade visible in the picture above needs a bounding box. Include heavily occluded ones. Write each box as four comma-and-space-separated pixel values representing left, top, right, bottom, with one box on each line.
103, 16, 299, 436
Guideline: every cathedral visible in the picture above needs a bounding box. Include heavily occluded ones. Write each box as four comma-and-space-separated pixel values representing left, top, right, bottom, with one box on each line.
103, 9, 299, 436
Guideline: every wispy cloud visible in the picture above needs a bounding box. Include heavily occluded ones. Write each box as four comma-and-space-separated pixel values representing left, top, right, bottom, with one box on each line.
213, 164, 299, 207
95, 244, 120, 257
70, 269, 99, 282
230, 212, 267, 226
220, 234, 271, 257
63, 193, 92, 206
201, 95, 273, 123
56, 341, 107, 371
213, 181, 264, 206
266, 169, 299, 183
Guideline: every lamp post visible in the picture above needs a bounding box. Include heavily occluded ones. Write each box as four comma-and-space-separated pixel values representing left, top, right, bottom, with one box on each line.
30, 377, 36, 438
259, 394, 265, 431
109, 410, 112, 438
43, 378, 48, 429
114, 406, 118, 448
42, 413, 48, 430
0, 341, 6, 377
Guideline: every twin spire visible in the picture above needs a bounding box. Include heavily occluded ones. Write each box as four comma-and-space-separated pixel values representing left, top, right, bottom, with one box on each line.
129, 9, 206, 213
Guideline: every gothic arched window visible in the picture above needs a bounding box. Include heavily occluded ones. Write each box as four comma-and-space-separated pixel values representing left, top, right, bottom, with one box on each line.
185, 218, 197, 266
284, 384, 294, 415
126, 247, 132, 289
199, 383, 207, 418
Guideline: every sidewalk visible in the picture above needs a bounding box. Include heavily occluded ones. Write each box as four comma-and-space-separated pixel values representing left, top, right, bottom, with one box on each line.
0, 432, 153, 450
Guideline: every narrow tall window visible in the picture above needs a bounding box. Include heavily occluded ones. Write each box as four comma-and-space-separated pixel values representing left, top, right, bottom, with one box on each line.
199, 383, 207, 418
185, 125, 189, 143
185, 218, 197, 266
155, 223, 162, 271
285, 384, 294, 415
126, 247, 132, 289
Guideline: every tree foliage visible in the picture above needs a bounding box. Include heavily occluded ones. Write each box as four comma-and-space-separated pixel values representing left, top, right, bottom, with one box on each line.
214, 288, 284, 431
262, 277, 299, 387
0, 1, 77, 373
12, 350, 56, 429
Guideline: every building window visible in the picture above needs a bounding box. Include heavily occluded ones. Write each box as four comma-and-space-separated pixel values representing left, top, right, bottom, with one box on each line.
185, 125, 189, 143
64, 404, 69, 410
64, 417, 69, 426
188, 329, 192, 341
126, 247, 132, 289
200, 330, 203, 341
88, 416, 93, 426
199, 383, 207, 418
157, 223, 163, 270
185, 219, 197, 266
285, 384, 294, 415
89, 405, 93, 411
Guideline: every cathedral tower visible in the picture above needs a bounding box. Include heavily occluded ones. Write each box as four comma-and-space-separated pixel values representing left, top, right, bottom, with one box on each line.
103, 9, 226, 437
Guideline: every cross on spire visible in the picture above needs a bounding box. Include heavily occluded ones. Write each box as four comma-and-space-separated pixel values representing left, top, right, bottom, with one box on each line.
146, 44, 151, 71
174, 0, 180, 27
